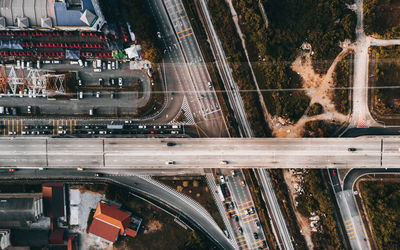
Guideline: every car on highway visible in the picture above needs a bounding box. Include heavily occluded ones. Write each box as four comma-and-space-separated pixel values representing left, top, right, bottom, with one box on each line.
238, 227, 243, 234
94, 173, 103, 177
77, 168, 84, 171
253, 232, 258, 240
167, 142, 176, 146
333, 169, 337, 177
165, 161, 175, 165
220, 161, 229, 165
220, 175, 226, 183
348, 148, 357, 152
207, 81, 213, 88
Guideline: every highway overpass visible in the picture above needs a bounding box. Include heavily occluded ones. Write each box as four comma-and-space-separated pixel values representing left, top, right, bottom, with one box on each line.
0, 137, 399, 169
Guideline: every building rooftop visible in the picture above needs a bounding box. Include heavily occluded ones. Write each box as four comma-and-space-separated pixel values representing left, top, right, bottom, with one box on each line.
0, 193, 42, 225
88, 201, 133, 242
42, 183, 65, 218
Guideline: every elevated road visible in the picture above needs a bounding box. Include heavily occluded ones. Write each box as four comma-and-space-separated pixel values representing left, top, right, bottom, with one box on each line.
0, 137, 399, 168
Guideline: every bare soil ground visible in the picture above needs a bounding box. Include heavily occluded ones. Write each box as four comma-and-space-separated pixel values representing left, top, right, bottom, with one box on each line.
272, 44, 352, 137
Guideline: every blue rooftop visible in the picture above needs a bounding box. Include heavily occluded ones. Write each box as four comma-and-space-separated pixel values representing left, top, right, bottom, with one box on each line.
54, 0, 96, 27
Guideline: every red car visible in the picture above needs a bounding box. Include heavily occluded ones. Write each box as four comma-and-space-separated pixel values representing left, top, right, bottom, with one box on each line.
9, 168, 16, 172
333, 169, 337, 177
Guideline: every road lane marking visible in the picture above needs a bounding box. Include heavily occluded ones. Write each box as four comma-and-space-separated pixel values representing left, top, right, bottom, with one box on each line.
238, 200, 252, 207
177, 27, 192, 34
252, 244, 264, 249
179, 32, 193, 39
226, 209, 235, 213
349, 235, 357, 239
235, 235, 245, 239
244, 216, 258, 223
237, 238, 247, 244
7, 120, 9, 135
16, 120, 18, 136
52, 120, 55, 136
346, 226, 354, 231
20, 120, 23, 136
348, 231, 355, 235
74, 120, 76, 132
251, 239, 264, 245
239, 204, 253, 211
70, 120, 72, 134
3, 120, 5, 136
345, 219, 352, 224
57, 120, 59, 135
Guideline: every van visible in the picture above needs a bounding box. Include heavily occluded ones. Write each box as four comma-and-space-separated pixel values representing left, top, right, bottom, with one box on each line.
0, 106, 4, 114
89, 108, 94, 116
96, 59, 102, 68
79, 92, 83, 99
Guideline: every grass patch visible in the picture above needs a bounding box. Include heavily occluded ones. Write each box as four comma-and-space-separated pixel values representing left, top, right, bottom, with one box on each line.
371, 46, 400, 115
208, 0, 271, 137
333, 52, 353, 114
364, 0, 400, 38
231, 0, 355, 121
295, 170, 344, 249
269, 169, 308, 248
359, 181, 400, 249
302, 120, 342, 137
307, 103, 324, 116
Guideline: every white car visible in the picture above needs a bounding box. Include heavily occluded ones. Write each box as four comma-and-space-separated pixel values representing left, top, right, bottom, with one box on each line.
165, 161, 175, 165
220, 175, 225, 183
118, 77, 123, 87
220, 161, 229, 165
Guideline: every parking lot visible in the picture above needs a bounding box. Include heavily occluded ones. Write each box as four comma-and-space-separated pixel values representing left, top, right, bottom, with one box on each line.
0, 60, 150, 118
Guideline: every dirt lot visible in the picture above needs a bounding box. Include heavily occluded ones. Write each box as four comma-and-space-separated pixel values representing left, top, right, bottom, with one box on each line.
154, 176, 224, 229
370, 46, 400, 116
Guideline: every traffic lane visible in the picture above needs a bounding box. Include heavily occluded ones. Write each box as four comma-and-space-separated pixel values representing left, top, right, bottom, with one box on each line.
48, 138, 103, 152
0, 138, 46, 152
336, 190, 370, 250
342, 168, 400, 191
328, 168, 342, 193
103, 137, 382, 152
0, 155, 46, 167
227, 175, 265, 248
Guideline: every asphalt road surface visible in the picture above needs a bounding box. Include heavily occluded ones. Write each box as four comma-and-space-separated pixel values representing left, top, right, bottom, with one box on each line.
0, 137, 399, 168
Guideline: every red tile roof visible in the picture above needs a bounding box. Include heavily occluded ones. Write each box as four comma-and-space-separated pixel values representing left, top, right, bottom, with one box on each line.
88, 201, 132, 242
126, 228, 136, 238
94, 202, 131, 235
89, 218, 120, 242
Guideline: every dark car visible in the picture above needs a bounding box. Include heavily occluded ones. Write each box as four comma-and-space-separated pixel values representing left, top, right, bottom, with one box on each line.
348, 148, 357, 152
253, 232, 258, 240
94, 173, 104, 177
167, 142, 176, 146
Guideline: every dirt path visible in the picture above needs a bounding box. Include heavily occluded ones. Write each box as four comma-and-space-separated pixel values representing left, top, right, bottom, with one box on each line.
225, 0, 273, 127
282, 169, 314, 249
272, 45, 352, 137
